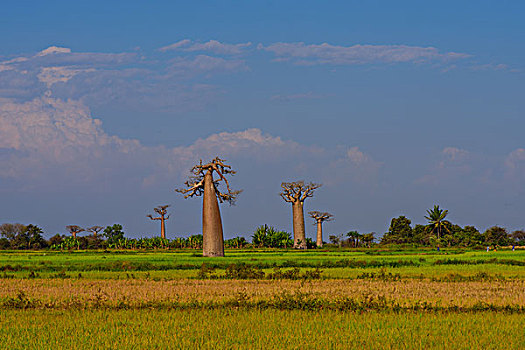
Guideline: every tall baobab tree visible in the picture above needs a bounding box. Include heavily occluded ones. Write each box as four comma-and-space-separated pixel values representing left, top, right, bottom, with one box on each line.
66, 225, 84, 239
147, 205, 170, 239
86, 226, 104, 238
280, 181, 321, 249
176, 157, 241, 257
308, 211, 333, 247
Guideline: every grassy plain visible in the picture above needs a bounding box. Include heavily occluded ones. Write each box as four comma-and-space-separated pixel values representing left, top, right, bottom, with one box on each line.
1, 309, 524, 350
1, 248, 524, 349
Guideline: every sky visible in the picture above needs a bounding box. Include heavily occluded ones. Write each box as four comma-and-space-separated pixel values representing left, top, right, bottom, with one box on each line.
1, 1, 524, 239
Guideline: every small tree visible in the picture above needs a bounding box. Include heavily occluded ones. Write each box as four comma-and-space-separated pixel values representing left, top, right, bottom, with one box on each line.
484, 226, 510, 246
362, 232, 375, 247
512, 230, 525, 245
329, 233, 345, 248
66, 225, 84, 239
176, 157, 241, 257
86, 226, 104, 238
103, 224, 125, 246
308, 211, 333, 247
280, 181, 321, 249
147, 205, 170, 239
381, 216, 413, 244
347, 230, 361, 248
424, 205, 450, 240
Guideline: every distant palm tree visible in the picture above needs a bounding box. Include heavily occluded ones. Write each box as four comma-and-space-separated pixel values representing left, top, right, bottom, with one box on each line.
424, 205, 450, 239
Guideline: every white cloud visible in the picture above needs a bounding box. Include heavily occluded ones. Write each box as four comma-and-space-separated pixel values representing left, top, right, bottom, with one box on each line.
326, 147, 381, 186
259, 42, 470, 66
36, 46, 72, 56
346, 147, 373, 165
439, 147, 470, 168
37, 67, 96, 87
160, 39, 252, 55
0, 97, 318, 189
167, 55, 247, 76
505, 148, 525, 180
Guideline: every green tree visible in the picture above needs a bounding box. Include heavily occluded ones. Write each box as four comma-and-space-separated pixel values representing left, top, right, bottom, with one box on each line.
361, 233, 375, 247
347, 230, 361, 248
483, 226, 510, 246
512, 230, 525, 246
381, 216, 413, 244
458, 226, 483, 247
25, 224, 47, 249
412, 224, 430, 245
424, 205, 450, 240
103, 224, 125, 246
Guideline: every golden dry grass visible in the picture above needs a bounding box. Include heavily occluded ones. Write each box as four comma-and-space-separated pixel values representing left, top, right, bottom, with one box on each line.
1, 278, 523, 308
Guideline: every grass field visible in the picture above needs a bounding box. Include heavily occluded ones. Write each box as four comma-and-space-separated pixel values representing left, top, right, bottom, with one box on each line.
1, 248, 524, 349
1, 309, 523, 349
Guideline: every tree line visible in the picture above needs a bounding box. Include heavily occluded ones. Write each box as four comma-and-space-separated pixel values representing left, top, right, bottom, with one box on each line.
2, 157, 524, 252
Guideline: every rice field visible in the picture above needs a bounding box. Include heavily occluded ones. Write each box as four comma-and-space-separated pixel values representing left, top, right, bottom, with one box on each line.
1, 248, 524, 349
1, 309, 523, 349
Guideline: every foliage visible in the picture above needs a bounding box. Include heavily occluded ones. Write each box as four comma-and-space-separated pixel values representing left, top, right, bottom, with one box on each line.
252, 225, 293, 248
381, 216, 413, 244
424, 205, 450, 239
0, 224, 47, 249
484, 226, 511, 246
103, 224, 125, 245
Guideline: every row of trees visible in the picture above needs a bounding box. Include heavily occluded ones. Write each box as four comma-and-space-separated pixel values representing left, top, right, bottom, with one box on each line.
1, 219, 523, 251
381, 206, 524, 247
3, 157, 524, 253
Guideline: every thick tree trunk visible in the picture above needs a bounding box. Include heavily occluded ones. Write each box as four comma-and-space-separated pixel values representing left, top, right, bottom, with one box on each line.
202, 170, 225, 257
316, 221, 323, 247
160, 218, 166, 239
292, 201, 306, 249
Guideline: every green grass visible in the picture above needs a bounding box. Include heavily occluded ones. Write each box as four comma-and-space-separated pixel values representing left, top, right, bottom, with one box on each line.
1, 248, 523, 348
1, 249, 523, 280
1, 309, 523, 349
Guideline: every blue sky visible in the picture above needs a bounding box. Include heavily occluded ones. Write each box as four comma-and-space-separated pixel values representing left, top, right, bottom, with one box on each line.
1, 1, 524, 239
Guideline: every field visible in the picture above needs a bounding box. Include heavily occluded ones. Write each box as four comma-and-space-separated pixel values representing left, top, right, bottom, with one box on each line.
1, 248, 524, 349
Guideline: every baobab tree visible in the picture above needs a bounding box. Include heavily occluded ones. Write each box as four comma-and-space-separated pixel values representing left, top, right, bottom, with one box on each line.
86, 225, 104, 238
280, 181, 321, 249
147, 205, 170, 239
176, 157, 241, 257
308, 211, 333, 247
66, 225, 84, 239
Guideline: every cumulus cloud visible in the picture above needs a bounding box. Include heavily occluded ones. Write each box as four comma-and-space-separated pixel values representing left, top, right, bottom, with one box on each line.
326, 147, 382, 186
37, 67, 96, 88
0, 45, 246, 112
439, 147, 470, 168
159, 39, 252, 55
167, 55, 248, 76
417, 147, 473, 185
259, 42, 470, 66
0, 96, 321, 190
36, 46, 72, 56
504, 148, 525, 180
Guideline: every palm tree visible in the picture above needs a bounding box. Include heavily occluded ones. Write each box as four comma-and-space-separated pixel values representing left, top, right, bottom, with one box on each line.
424, 205, 450, 239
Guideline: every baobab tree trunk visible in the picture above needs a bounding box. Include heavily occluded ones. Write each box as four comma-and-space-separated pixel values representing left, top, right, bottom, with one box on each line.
202, 170, 225, 257
292, 201, 306, 249
160, 219, 166, 239
316, 221, 323, 247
